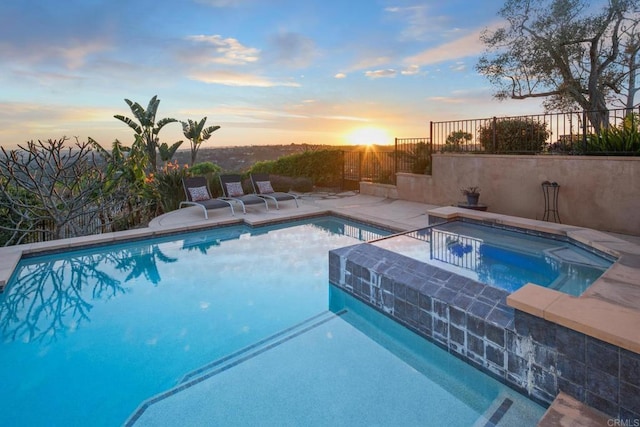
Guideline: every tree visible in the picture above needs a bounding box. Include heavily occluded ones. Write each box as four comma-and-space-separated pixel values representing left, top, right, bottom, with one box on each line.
114, 95, 181, 171
477, 0, 640, 132
478, 118, 550, 153
181, 117, 221, 165
444, 130, 473, 151
0, 138, 127, 245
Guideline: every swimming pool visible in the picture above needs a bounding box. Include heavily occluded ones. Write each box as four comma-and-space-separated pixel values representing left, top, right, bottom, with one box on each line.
0, 216, 544, 426
371, 220, 614, 295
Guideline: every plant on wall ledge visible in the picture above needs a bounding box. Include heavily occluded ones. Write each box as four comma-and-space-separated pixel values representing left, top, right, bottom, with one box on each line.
461, 186, 481, 205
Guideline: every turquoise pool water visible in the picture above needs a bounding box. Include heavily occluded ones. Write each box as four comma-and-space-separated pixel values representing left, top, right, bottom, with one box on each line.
372, 221, 614, 295
0, 216, 544, 426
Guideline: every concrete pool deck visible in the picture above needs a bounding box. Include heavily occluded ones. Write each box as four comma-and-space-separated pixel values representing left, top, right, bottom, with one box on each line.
0, 191, 639, 425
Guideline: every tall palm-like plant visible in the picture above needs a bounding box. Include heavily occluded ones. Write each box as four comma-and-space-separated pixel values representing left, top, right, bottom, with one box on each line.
114, 95, 180, 171
181, 117, 221, 165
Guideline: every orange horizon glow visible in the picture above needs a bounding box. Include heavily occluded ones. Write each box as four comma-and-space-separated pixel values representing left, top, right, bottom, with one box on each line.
344, 127, 393, 146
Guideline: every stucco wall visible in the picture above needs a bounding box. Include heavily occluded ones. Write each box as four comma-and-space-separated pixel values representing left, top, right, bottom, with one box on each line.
363, 154, 640, 235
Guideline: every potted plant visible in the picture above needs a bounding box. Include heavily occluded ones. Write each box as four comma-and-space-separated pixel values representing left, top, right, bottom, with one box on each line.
461, 186, 481, 205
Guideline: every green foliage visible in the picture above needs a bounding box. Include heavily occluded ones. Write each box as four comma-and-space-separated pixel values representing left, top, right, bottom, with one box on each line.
181, 117, 221, 165
190, 161, 222, 175
408, 142, 431, 174
586, 126, 640, 155
114, 95, 181, 171
158, 141, 183, 163
248, 149, 343, 187
478, 118, 549, 153
144, 160, 189, 214
443, 130, 472, 152
476, 0, 638, 125
188, 162, 223, 197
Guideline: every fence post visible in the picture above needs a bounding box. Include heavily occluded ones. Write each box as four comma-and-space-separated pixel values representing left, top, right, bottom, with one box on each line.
429, 122, 434, 172
341, 150, 345, 191
492, 116, 497, 152
394, 137, 398, 184
582, 110, 588, 153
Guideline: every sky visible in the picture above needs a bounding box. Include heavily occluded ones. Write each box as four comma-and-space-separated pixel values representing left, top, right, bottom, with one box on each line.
0, 0, 546, 150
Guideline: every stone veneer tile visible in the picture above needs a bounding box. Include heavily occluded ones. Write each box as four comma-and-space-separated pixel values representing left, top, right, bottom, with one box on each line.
556, 325, 586, 362
328, 240, 640, 420
586, 369, 619, 404
620, 382, 640, 415
486, 306, 512, 329
418, 293, 432, 311
468, 300, 492, 319
485, 322, 505, 347
557, 355, 586, 386
418, 310, 433, 335
586, 393, 618, 418
452, 293, 474, 310
461, 281, 484, 297
449, 306, 466, 327
450, 325, 465, 346
557, 378, 585, 402
468, 333, 485, 357
586, 338, 620, 377
620, 349, 640, 387
486, 343, 505, 368
435, 286, 457, 304
467, 315, 485, 337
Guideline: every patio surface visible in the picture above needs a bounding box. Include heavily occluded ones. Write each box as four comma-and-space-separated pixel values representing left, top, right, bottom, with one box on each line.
0, 191, 638, 426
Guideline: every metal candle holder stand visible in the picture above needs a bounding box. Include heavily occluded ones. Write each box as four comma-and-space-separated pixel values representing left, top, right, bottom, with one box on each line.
541, 181, 561, 223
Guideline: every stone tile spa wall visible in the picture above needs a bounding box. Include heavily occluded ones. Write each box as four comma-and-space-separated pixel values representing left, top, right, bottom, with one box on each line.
328, 243, 640, 421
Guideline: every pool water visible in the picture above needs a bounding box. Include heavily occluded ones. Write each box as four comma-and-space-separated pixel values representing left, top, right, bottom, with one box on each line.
0, 216, 544, 426
372, 221, 614, 295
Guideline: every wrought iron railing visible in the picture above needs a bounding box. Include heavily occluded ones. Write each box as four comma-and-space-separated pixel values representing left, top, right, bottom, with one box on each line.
430, 107, 640, 155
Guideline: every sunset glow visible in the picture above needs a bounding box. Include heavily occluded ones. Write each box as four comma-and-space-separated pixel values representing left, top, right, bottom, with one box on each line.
0, 1, 543, 149
345, 127, 392, 146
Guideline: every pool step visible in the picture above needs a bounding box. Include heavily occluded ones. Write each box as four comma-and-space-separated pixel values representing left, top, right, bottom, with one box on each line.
178, 309, 345, 385
125, 310, 345, 426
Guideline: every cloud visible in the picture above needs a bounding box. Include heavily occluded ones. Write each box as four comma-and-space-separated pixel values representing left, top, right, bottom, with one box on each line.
450, 62, 466, 72
334, 73, 347, 79
185, 35, 260, 65
403, 25, 493, 66
188, 70, 300, 87
266, 32, 317, 68
401, 65, 420, 75
385, 5, 433, 40
0, 38, 111, 70
427, 96, 466, 104
365, 69, 397, 79
347, 56, 392, 72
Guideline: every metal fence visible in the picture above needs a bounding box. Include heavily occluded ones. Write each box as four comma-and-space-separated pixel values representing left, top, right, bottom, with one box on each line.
15, 203, 150, 245
430, 107, 640, 155
342, 138, 432, 187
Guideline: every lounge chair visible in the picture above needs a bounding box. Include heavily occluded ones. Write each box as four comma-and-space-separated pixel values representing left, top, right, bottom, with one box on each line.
219, 174, 269, 213
179, 176, 235, 219
250, 173, 299, 209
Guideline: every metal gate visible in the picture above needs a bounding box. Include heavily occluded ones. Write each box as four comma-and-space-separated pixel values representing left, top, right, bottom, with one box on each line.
342, 151, 361, 191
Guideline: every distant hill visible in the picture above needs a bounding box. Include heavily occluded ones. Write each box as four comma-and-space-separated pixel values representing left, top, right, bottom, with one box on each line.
173, 144, 346, 172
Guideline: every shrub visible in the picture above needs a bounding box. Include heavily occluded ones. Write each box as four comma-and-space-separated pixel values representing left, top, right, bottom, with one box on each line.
585, 116, 640, 154
145, 161, 189, 213
248, 149, 343, 187
478, 118, 549, 153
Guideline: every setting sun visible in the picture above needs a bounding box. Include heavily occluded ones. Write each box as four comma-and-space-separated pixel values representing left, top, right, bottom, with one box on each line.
345, 127, 392, 146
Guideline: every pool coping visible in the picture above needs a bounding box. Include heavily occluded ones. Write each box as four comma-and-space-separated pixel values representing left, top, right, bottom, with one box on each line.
427, 206, 640, 355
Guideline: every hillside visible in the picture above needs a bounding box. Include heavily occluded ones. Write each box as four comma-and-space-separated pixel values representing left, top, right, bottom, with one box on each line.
173, 144, 344, 172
